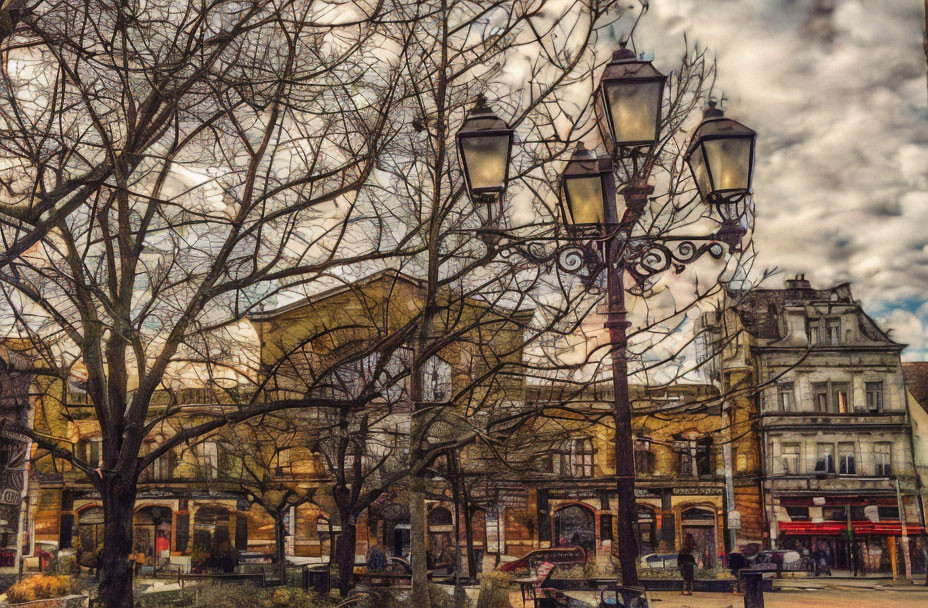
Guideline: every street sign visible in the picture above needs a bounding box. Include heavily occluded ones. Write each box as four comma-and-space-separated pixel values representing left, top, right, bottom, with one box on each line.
728, 510, 741, 529
1, 488, 20, 505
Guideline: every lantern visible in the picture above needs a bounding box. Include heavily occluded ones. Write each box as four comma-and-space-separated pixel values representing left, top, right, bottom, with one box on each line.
685, 102, 757, 221
559, 144, 616, 228
456, 95, 514, 202
594, 47, 666, 151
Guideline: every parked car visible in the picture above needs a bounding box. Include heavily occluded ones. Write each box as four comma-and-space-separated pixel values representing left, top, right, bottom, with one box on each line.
755, 549, 802, 570
498, 546, 586, 574
638, 553, 678, 570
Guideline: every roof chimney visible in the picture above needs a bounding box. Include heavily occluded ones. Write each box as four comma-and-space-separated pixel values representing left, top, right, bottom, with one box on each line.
784, 274, 812, 290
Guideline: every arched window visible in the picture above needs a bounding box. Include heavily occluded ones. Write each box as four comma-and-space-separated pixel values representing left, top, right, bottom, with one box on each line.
428, 507, 453, 527
559, 438, 594, 478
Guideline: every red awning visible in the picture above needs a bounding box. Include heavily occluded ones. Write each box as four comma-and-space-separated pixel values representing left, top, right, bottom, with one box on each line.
779, 521, 925, 536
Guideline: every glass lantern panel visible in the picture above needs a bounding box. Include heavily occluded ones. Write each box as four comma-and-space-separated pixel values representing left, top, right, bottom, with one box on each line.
460, 134, 510, 192
566, 176, 605, 224
605, 81, 662, 145
704, 137, 752, 192
688, 145, 711, 200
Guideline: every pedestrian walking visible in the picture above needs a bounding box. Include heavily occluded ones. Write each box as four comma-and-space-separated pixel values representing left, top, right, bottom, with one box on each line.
678, 534, 697, 596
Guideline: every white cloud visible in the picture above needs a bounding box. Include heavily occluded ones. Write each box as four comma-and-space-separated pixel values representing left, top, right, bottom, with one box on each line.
627, 0, 928, 358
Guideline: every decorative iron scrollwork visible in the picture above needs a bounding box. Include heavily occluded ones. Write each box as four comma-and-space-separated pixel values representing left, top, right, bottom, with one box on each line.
624, 238, 725, 284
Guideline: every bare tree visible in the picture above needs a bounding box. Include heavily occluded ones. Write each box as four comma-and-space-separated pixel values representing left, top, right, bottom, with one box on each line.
219, 414, 321, 584
0, 2, 410, 606
0, 3, 761, 608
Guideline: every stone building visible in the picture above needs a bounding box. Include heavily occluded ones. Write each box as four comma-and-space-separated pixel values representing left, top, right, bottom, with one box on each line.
461, 383, 734, 571
701, 276, 925, 573
0, 342, 34, 572
17, 270, 532, 571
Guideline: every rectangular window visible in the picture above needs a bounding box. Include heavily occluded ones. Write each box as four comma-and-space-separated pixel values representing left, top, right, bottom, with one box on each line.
826, 319, 841, 345
782, 444, 801, 475
634, 438, 654, 475
877, 506, 899, 520
695, 440, 713, 476
813, 382, 829, 413
777, 383, 795, 412
808, 321, 821, 345
676, 441, 696, 477
866, 382, 883, 412
785, 506, 810, 521
838, 443, 856, 475
832, 382, 850, 413
874, 443, 892, 476
814, 443, 834, 474
78, 438, 102, 467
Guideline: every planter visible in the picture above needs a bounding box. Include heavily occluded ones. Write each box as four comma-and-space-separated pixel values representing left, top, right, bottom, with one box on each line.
6, 595, 87, 608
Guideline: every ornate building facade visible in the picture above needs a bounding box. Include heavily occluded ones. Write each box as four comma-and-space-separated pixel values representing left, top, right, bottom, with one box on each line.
701, 276, 925, 573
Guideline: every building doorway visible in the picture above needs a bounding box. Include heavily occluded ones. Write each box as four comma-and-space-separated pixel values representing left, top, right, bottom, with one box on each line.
193, 506, 233, 572
634, 506, 657, 556
77, 507, 104, 567
427, 507, 454, 571
134, 506, 172, 564
681, 507, 717, 568
553, 504, 596, 557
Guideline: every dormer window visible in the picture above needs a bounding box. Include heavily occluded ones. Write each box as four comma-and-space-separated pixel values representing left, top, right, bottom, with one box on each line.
825, 319, 841, 345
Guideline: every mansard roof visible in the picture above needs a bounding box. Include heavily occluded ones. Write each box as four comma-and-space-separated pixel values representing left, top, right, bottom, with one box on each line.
729, 276, 900, 347
903, 362, 928, 415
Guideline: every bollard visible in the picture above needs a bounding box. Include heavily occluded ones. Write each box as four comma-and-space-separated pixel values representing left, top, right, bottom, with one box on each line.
741, 569, 765, 608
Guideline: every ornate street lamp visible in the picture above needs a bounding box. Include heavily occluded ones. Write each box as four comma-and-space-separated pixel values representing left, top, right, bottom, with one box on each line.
453, 50, 756, 604
685, 101, 757, 222
559, 144, 617, 228
594, 47, 667, 153
456, 95, 514, 203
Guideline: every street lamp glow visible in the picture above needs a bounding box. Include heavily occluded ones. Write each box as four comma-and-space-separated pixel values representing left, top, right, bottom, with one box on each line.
456, 95, 514, 202
685, 102, 757, 221
559, 144, 615, 227
595, 47, 667, 151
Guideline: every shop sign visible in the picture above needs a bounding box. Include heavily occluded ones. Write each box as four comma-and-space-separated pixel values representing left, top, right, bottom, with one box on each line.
547, 488, 599, 501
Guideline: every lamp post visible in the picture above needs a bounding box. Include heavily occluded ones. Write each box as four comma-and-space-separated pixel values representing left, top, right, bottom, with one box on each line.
456, 59, 756, 601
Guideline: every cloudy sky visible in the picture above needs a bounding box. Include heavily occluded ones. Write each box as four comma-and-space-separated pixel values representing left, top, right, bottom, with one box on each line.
623, 0, 928, 358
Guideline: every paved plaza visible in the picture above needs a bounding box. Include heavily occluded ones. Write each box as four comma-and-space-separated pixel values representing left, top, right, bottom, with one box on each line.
503, 578, 928, 608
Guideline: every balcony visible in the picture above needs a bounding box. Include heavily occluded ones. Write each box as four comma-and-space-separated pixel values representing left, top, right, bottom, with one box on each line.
764, 474, 916, 494
762, 411, 908, 430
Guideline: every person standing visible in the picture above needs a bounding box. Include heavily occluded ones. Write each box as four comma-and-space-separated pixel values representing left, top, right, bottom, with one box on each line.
851, 542, 863, 577
678, 534, 697, 596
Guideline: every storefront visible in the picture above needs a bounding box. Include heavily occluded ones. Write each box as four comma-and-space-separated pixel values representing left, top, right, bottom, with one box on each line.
778, 521, 926, 573
552, 504, 596, 556
680, 507, 718, 568
133, 506, 172, 562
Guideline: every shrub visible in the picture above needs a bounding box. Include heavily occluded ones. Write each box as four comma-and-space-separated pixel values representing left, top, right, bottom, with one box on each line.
476, 571, 512, 608
46, 555, 80, 575
6, 574, 79, 604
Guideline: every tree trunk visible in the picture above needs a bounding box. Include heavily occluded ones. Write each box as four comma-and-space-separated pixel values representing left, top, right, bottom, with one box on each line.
98, 477, 137, 608
409, 475, 430, 608
275, 514, 287, 585
335, 518, 357, 597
